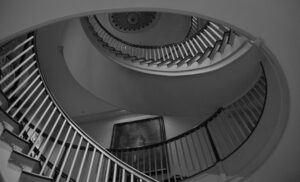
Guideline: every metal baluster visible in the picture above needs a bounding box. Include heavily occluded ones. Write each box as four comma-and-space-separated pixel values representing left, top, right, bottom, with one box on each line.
154, 147, 158, 180
105, 159, 111, 182
66, 136, 83, 182
1, 45, 34, 71
45, 123, 70, 176
37, 120, 66, 176
190, 133, 202, 170
200, 33, 214, 47
28, 107, 57, 155
165, 47, 170, 60
157, 48, 161, 61
207, 26, 223, 40
38, 114, 62, 159
195, 130, 209, 168
196, 35, 208, 49
176, 44, 185, 58
179, 138, 189, 176
160, 48, 166, 62
153, 49, 157, 61
185, 136, 196, 172
174, 141, 183, 179
148, 148, 151, 178
188, 40, 197, 56
131, 173, 134, 182
55, 130, 77, 182
159, 145, 164, 182
181, 43, 190, 57
18, 95, 49, 139
95, 153, 104, 182
3, 61, 36, 93
167, 143, 177, 182
26, 102, 53, 141
0, 36, 34, 60
0, 53, 35, 84
204, 29, 217, 42
113, 163, 118, 182
14, 86, 45, 122
122, 169, 126, 182
7, 69, 39, 99
192, 38, 204, 53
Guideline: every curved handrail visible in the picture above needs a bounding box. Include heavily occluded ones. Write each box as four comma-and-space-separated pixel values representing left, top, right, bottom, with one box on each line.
0, 29, 267, 182
83, 15, 250, 75
0, 33, 158, 181
107, 63, 267, 181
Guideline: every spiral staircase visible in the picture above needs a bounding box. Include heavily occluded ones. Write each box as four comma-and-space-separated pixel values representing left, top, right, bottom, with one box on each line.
0, 1, 298, 182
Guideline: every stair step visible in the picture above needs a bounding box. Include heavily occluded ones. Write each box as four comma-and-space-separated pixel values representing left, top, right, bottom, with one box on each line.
9, 150, 41, 174
20, 171, 52, 182
0, 129, 30, 153
0, 108, 20, 133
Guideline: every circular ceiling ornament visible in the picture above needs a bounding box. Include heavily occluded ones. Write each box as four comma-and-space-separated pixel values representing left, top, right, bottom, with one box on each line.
109, 12, 159, 33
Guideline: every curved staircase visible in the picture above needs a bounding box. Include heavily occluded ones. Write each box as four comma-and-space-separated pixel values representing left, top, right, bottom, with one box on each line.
0, 28, 267, 182
82, 15, 250, 75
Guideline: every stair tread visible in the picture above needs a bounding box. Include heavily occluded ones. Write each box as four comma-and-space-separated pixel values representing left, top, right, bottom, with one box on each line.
0, 108, 20, 133
1, 128, 30, 153
10, 150, 41, 174
20, 170, 53, 182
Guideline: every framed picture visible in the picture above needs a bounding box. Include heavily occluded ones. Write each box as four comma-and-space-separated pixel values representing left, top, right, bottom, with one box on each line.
111, 117, 166, 149
110, 117, 168, 177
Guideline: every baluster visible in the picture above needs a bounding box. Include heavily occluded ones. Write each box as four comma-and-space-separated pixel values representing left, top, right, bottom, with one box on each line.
122, 169, 126, 182
148, 148, 152, 178
7, 69, 39, 99
185, 135, 196, 172
200, 33, 214, 47
3, 61, 36, 93
13, 85, 44, 120
153, 48, 157, 61
204, 124, 221, 162
105, 159, 111, 182
159, 145, 164, 182
176, 45, 185, 59
113, 163, 118, 182
55, 130, 77, 182
165, 47, 170, 60
167, 143, 177, 182
157, 48, 161, 61
196, 35, 208, 49
181, 43, 189, 57
190, 133, 202, 171
26, 102, 53, 141
18, 94, 49, 135
204, 29, 217, 42
48, 124, 71, 177
95, 153, 104, 182
188, 40, 198, 56
207, 26, 223, 40
195, 130, 209, 168
39, 120, 67, 175
131, 173, 134, 182
38, 114, 62, 159
0, 53, 35, 84
154, 147, 158, 180
1, 45, 34, 71
200, 128, 214, 166
0, 36, 34, 60
163, 143, 170, 182
174, 141, 183, 179
27, 107, 57, 155
160, 47, 166, 61
192, 38, 204, 53
179, 138, 189, 176
66, 136, 83, 182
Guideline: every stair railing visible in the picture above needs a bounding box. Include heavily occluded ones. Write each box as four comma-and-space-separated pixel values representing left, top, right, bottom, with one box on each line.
0, 32, 158, 182
83, 15, 247, 73
108, 67, 267, 181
